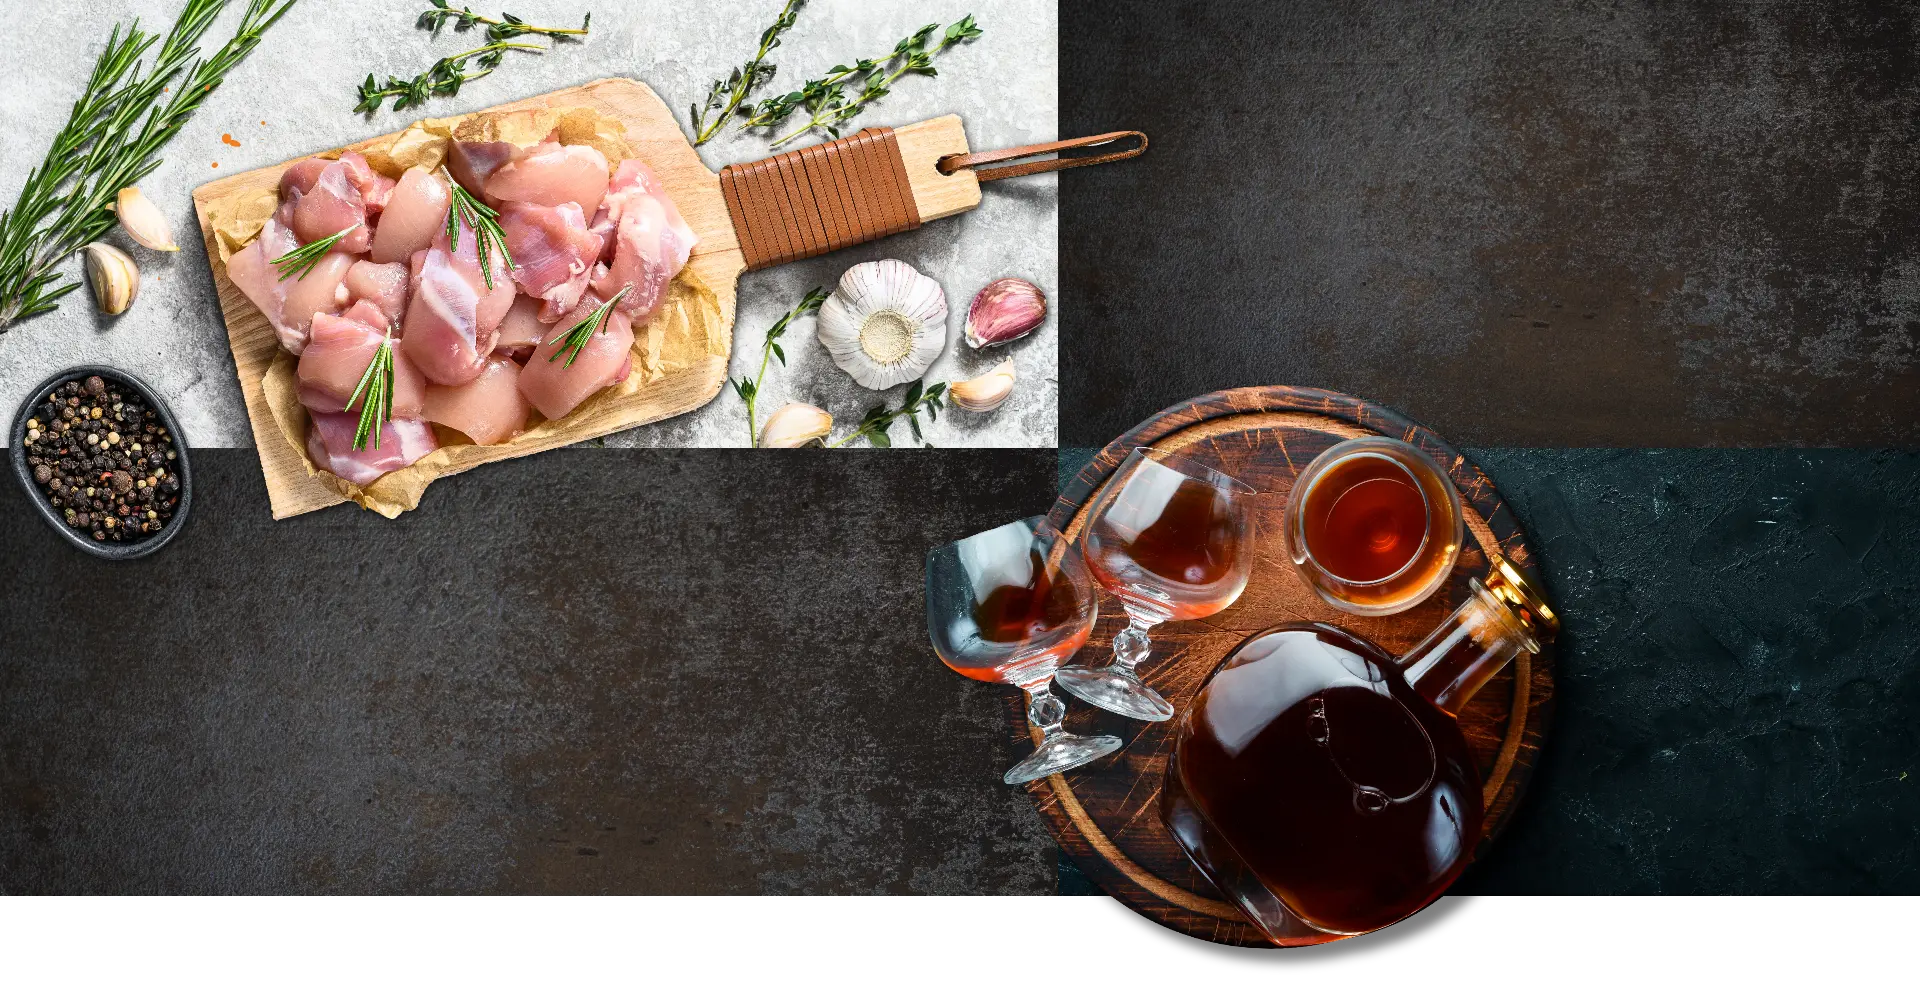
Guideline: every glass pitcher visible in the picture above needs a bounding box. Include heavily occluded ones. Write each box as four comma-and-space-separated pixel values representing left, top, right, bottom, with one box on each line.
1160, 558, 1557, 945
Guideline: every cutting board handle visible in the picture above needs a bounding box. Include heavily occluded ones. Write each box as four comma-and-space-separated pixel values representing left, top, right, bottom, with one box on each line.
938, 130, 1148, 182
719, 123, 1147, 271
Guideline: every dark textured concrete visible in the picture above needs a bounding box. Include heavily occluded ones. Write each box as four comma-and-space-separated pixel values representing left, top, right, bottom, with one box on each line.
1459, 447, 1920, 893
0, 449, 1059, 894
1061, 447, 1920, 893
1061, 0, 1920, 447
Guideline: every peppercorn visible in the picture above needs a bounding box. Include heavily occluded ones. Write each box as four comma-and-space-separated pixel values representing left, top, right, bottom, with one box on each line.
22, 374, 182, 546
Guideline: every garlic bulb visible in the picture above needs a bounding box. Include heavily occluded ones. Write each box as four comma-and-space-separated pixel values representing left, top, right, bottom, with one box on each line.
817, 259, 948, 390
114, 187, 180, 252
965, 277, 1046, 348
83, 243, 140, 315
759, 402, 833, 448
949, 360, 1017, 412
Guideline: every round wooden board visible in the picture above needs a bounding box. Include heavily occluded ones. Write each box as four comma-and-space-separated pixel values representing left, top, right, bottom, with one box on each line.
1022, 386, 1555, 947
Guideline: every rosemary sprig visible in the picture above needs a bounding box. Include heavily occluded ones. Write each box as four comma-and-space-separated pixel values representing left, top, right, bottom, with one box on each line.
731, 286, 827, 446
346, 335, 397, 451
270, 224, 359, 281
0, 0, 296, 333
547, 286, 629, 367
690, 0, 804, 146
828, 379, 948, 448
417, 0, 590, 42
763, 16, 982, 149
444, 173, 515, 288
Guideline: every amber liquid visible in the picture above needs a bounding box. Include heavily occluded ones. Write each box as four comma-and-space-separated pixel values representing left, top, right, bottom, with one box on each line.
1161, 623, 1483, 939
1297, 453, 1452, 611
939, 549, 1088, 683
1087, 476, 1243, 619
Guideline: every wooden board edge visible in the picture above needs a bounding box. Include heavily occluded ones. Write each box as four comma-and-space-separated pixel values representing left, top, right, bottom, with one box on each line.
894, 115, 980, 222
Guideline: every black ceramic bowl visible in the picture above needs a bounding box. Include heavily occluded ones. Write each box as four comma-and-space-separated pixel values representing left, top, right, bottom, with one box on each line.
10, 366, 193, 560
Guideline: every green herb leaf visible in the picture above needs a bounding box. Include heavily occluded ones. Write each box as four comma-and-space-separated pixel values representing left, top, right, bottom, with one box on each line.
758, 14, 983, 148
547, 286, 627, 367
270, 223, 360, 281
693, 0, 806, 145
346, 335, 397, 451
0, 0, 297, 333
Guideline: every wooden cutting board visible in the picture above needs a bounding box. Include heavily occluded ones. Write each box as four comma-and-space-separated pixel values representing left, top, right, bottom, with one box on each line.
1023, 386, 1555, 947
191, 77, 978, 518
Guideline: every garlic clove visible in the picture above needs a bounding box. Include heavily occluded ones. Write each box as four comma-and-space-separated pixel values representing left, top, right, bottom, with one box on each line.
949, 360, 1017, 413
817, 259, 949, 390
759, 402, 834, 447
964, 277, 1046, 348
114, 187, 180, 252
83, 242, 140, 315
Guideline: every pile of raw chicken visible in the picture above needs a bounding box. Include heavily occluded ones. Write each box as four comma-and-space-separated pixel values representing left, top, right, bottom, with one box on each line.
228, 133, 696, 484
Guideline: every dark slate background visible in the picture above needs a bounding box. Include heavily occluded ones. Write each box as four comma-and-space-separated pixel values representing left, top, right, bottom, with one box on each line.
1060, 0, 1920, 447
0, 451, 1060, 894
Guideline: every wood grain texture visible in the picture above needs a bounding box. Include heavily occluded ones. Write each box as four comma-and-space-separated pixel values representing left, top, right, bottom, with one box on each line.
893, 115, 982, 221
191, 78, 744, 519
1025, 386, 1555, 947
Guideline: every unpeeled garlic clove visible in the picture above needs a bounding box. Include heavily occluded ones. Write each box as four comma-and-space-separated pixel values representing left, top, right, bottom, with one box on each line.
114, 187, 180, 252
949, 360, 1017, 413
964, 277, 1046, 348
83, 242, 140, 315
759, 402, 834, 447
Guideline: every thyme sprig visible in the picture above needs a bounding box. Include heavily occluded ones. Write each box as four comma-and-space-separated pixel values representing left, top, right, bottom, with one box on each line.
444, 173, 515, 288
0, 0, 297, 333
355, 41, 545, 112
758, 16, 982, 149
828, 379, 948, 448
547, 286, 628, 367
689, 0, 804, 146
346, 334, 397, 451
417, 0, 590, 42
731, 286, 827, 446
357, 3, 592, 113
270, 224, 359, 281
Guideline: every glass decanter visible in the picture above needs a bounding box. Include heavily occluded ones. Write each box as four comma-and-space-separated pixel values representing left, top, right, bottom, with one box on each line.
1160, 558, 1556, 945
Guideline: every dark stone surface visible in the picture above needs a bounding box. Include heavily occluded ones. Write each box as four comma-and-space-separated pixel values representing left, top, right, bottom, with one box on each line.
1060, 0, 1920, 447
1459, 447, 1920, 893
0, 449, 1060, 894
1060, 446, 1920, 893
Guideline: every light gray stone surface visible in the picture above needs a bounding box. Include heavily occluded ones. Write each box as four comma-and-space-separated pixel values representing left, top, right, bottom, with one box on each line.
0, 0, 1057, 448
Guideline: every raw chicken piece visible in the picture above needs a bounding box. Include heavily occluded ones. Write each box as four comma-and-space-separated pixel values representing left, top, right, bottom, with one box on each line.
306, 410, 437, 485
344, 260, 410, 327
516, 288, 634, 420
279, 252, 355, 345
423, 355, 531, 445
292, 158, 373, 254
297, 310, 425, 416
337, 152, 395, 215
401, 248, 493, 386
434, 211, 517, 332
279, 158, 329, 200
225, 215, 304, 351
495, 294, 552, 352
589, 159, 697, 325
486, 143, 610, 217
370, 166, 450, 264
498, 201, 603, 321
447, 140, 523, 201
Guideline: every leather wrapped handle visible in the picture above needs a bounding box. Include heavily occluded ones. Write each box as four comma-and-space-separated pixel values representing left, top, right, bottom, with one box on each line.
937, 130, 1148, 182
721, 126, 923, 271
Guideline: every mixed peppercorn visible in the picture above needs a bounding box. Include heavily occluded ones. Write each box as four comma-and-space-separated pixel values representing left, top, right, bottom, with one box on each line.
21, 375, 181, 543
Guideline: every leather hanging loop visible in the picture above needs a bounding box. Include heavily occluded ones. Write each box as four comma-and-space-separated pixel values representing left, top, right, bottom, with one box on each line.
936, 130, 1148, 182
